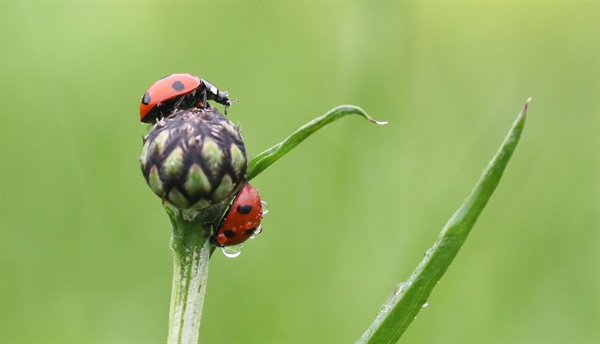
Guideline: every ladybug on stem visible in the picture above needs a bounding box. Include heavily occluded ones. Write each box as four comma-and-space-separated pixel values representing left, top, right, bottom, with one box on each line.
140, 73, 236, 123
211, 184, 264, 247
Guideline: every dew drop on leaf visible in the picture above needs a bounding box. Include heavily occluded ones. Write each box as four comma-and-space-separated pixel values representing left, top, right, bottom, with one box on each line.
394, 282, 407, 295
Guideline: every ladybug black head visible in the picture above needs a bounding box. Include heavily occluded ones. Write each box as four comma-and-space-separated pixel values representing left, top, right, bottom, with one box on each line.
199, 79, 237, 115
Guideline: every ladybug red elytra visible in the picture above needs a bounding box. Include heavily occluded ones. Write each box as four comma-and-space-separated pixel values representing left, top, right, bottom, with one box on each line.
211, 184, 263, 247
140, 73, 235, 123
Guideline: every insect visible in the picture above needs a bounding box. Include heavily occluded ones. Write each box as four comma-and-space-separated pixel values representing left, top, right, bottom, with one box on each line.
211, 184, 263, 247
140, 73, 235, 123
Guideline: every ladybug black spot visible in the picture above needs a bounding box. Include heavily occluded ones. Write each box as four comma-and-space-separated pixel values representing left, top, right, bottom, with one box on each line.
237, 205, 253, 214
244, 228, 257, 236
171, 80, 185, 91
142, 92, 151, 105
223, 229, 235, 238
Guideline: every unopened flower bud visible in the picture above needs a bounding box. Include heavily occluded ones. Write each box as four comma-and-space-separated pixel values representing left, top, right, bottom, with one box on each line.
140, 108, 247, 211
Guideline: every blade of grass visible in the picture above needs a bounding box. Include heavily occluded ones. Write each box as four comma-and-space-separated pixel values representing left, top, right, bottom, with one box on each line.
247, 105, 386, 180
357, 98, 531, 344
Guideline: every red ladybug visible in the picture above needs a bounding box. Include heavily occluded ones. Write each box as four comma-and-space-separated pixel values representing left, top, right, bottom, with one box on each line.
140, 73, 235, 123
211, 184, 263, 247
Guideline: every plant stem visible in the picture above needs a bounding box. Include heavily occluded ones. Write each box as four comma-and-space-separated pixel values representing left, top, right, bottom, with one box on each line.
166, 206, 215, 343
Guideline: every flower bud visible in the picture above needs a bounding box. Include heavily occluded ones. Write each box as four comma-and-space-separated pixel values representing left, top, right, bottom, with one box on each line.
140, 108, 247, 211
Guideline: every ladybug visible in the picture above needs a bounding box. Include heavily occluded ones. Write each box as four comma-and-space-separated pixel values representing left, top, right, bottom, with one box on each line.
211, 184, 263, 247
140, 73, 235, 123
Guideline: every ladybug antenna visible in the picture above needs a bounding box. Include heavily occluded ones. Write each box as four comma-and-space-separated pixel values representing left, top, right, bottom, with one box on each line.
222, 98, 240, 115
214, 90, 239, 115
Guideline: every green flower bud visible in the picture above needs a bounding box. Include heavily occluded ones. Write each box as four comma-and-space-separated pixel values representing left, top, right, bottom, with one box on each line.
140, 108, 247, 211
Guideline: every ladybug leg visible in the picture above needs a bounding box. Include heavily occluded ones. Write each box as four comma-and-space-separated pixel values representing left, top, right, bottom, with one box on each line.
203, 222, 215, 238
173, 96, 186, 109
202, 90, 208, 108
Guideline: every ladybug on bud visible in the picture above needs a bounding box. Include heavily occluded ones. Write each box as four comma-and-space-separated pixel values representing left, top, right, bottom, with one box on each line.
140, 73, 236, 123
211, 184, 264, 247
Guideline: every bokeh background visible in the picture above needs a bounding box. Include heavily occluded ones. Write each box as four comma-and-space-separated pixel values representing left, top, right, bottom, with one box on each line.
2, 2, 597, 343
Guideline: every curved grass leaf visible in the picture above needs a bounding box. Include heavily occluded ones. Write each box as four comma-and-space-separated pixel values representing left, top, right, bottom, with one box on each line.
357, 98, 531, 344
247, 105, 387, 181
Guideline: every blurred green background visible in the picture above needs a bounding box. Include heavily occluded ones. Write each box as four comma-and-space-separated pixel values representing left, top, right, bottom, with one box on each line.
1, 2, 597, 343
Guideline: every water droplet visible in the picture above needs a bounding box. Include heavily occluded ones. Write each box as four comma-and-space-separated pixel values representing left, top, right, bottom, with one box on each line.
423, 248, 433, 258
394, 282, 407, 295
261, 200, 269, 215
379, 305, 390, 313
222, 244, 243, 258
249, 225, 262, 239
422, 302, 429, 308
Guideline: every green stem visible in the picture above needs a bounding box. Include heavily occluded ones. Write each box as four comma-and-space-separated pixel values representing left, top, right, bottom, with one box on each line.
166, 206, 216, 343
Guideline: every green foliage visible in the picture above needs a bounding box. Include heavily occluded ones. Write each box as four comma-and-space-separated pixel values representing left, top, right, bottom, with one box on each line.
248, 105, 386, 180
358, 99, 529, 343
164, 105, 385, 341
2, 2, 597, 343
168, 99, 526, 343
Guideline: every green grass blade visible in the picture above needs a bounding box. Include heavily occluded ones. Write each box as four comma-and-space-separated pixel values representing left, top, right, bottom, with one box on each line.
247, 105, 386, 181
357, 98, 530, 344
